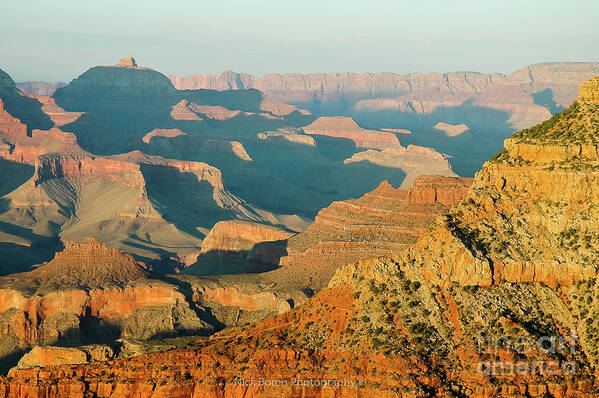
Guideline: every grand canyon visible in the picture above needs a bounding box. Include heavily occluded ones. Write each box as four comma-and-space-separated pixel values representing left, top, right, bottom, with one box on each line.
2, 3, 599, 396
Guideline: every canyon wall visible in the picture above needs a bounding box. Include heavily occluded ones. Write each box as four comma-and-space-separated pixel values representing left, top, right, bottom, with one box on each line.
169, 62, 599, 112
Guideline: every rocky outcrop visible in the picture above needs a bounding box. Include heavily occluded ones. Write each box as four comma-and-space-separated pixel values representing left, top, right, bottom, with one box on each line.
143, 157, 225, 190
28, 238, 149, 288
504, 138, 599, 163
170, 99, 203, 120
257, 131, 316, 146
0, 69, 18, 94
391, 77, 599, 289
303, 116, 401, 149
116, 56, 137, 68
406, 174, 472, 205
31, 128, 77, 144
381, 127, 411, 134
169, 70, 254, 91
184, 221, 294, 274
33, 154, 144, 186
53, 63, 175, 112
200, 220, 294, 254
259, 96, 311, 116
0, 142, 47, 163
187, 104, 241, 121
227, 141, 253, 161
142, 128, 187, 144
170, 100, 291, 122
0, 99, 27, 137
195, 286, 292, 314
433, 121, 469, 136
0, 283, 212, 349
578, 76, 599, 104
14, 346, 87, 370
31, 150, 228, 192
344, 144, 457, 188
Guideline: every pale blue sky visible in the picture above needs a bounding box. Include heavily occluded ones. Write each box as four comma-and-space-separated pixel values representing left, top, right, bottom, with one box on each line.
2, 0, 598, 82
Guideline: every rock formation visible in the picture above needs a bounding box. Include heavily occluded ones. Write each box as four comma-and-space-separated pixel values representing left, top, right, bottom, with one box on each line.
170, 99, 203, 120
259, 96, 311, 116
579, 76, 599, 104
170, 62, 599, 118
185, 220, 294, 274
52, 61, 175, 113
0, 99, 27, 137
142, 128, 187, 144
170, 99, 294, 122
276, 176, 471, 289
115, 56, 137, 68
303, 116, 401, 149
23, 62, 599, 109
26, 95, 82, 126
187, 104, 241, 121
256, 130, 316, 146
433, 121, 469, 136
381, 127, 411, 134
33, 153, 145, 186
199, 220, 294, 254
388, 78, 599, 289
15, 346, 88, 370
344, 144, 457, 188
147, 134, 253, 161
195, 286, 293, 316
28, 238, 149, 288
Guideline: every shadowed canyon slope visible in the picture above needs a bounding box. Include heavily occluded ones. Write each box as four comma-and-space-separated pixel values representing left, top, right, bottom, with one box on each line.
7, 77, 599, 397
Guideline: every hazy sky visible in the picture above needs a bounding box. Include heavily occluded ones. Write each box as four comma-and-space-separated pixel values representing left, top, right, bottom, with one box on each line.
2, 0, 598, 82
